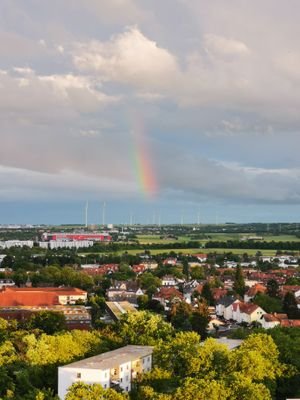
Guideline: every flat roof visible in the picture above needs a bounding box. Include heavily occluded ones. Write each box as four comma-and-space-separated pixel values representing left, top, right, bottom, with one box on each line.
215, 337, 243, 350
106, 301, 137, 319
60, 345, 153, 371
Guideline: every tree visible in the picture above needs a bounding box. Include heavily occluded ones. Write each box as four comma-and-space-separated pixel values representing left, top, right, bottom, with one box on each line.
174, 378, 231, 400
201, 282, 215, 306
254, 293, 282, 313
137, 294, 149, 310
182, 259, 190, 280
266, 279, 280, 298
190, 300, 209, 339
117, 311, 174, 346
229, 374, 272, 400
139, 273, 161, 295
155, 331, 202, 377
65, 382, 128, 400
169, 302, 192, 331
283, 292, 300, 319
28, 311, 66, 335
230, 333, 283, 382
233, 265, 245, 296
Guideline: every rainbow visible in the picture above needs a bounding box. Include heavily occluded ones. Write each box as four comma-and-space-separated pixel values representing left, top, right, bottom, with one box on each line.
130, 112, 158, 198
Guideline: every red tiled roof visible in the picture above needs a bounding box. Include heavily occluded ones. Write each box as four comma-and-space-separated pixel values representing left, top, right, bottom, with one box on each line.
0, 287, 86, 307
83, 264, 119, 276
263, 313, 279, 322
131, 264, 146, 273
212, 288, 228, 300
246, 284, 267, 297
280, 319, 300, 327
155, 287, 183, 300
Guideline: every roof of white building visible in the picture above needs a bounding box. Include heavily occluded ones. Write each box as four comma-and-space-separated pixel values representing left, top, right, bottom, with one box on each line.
215, 337, 243, 350
59, 345, 153, 370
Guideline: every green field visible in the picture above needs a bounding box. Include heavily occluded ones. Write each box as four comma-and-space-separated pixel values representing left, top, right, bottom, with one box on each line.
137, 235, 189, 244
137, 233, 300, 245
80, 247, 278, 257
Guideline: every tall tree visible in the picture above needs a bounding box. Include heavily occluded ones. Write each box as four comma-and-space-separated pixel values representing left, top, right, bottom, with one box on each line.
283, 292, 300, 319
182, 259, 190, 280
233, 265, 246, 296
266, 279, 280, 298
201, 282, 215, 306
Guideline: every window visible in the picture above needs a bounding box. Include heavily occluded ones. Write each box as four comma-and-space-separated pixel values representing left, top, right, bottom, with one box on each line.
143, 358, 145, 364
105, 372, 107, 378
126, 376, 129, 381
127, 365, 129, 370
76, 373, 81, 379
104, 384, 107, 389
121, 367, 123, 372
126, 387, 129, 391
147, 357, 150, 362
120, 378, 123, 382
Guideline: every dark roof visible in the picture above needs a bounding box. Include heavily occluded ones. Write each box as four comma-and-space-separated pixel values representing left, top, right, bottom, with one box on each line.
217, 295, 237, 307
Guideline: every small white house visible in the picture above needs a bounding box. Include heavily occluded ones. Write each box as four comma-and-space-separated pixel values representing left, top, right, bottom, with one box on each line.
161, 275, 178, 287
260, 314, 281, 329
58, 345, 153, 399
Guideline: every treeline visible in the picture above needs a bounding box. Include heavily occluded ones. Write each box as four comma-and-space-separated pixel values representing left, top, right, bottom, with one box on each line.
0, 310, 299, 400
205, 240, 300, 250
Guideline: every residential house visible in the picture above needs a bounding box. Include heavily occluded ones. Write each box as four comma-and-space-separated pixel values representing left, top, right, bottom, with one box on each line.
131, 264, 146, 274
161, 275, 178, 287
0, 279, 15, 289
58, 345, 153, 399
153, 287, 183, 310
83, 264, 119, 276
163, 258, 177, 266
233, 303, 266, 324
182, 280, 202, 304
260, 313, 288, 329
107, 281, 144, 304
216, 296, 241, 320
244, 283, 267, 303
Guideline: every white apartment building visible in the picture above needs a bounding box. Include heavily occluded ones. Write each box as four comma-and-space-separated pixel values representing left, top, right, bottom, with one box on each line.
39, 240, 94, 250
0, 240, 34, 249
58, 345, 153, 399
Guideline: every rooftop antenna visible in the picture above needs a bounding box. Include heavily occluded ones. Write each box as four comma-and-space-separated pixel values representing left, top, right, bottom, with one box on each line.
158, 213, 161, 227
197, 209, 200, 225
85, 201, 88, 228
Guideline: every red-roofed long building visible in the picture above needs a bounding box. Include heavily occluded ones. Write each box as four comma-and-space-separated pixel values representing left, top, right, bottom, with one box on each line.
0, 287, 87, 307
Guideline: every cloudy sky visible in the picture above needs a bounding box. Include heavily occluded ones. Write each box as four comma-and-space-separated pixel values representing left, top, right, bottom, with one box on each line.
1, 0, 300, 224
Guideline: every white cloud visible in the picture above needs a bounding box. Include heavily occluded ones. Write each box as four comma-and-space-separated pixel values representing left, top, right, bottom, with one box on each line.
204, 34, 250, 58
0, 70, 118, 118
73, 26, 181, 91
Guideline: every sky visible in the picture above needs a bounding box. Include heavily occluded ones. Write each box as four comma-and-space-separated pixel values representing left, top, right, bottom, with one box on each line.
1, 0, 300, 224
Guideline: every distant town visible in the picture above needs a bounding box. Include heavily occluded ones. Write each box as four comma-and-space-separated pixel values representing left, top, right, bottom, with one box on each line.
0, 222, 299, 399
